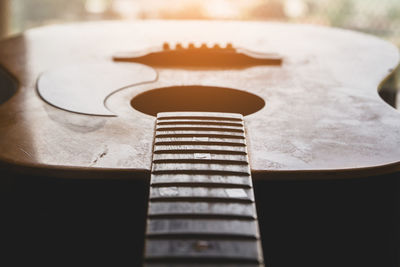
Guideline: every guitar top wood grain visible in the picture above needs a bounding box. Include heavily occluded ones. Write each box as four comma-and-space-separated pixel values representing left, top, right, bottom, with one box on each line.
0, 21, 399, 179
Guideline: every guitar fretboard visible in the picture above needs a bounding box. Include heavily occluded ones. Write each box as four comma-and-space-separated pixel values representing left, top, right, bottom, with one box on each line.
144, 112, 264, 266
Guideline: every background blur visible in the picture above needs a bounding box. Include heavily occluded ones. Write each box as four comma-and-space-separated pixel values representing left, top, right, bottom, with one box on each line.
0, 0, 399, 46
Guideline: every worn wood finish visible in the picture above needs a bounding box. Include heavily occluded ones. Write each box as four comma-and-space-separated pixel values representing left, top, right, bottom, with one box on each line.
1, 21, 399, 267
0, 21, 399, 179
144, 112, 264, 266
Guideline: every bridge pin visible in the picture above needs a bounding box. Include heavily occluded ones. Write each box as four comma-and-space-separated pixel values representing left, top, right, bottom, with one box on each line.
162, 42, 170, 50
175, 43, 183, 49
213, 44, 221, 49
200, 43, 208, 49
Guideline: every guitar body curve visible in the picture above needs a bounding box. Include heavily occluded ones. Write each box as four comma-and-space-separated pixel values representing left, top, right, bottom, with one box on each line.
1, 21, 399, 267
0, 21, 399, 179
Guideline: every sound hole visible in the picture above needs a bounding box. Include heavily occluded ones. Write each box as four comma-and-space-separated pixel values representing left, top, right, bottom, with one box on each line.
131, 85, 265, 116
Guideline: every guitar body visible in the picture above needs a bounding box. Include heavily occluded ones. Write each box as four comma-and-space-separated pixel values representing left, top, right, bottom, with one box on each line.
1, 21, 399, 266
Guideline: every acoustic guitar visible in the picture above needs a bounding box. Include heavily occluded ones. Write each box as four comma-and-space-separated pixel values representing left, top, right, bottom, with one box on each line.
1, 21, 399, 266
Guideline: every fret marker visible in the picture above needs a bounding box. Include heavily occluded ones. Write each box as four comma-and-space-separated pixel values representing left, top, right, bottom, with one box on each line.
194, 240, 211, 252
194, 153, 211, 159
193, 137, 209, 142
145, 112, 264, 265
159, 187, 179, 196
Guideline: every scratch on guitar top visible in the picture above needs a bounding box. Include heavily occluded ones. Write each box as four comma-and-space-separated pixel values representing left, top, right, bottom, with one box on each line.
91, 147, 109, 166
18, 147, 32, 158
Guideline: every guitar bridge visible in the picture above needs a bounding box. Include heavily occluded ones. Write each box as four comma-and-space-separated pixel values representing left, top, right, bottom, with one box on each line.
113, 42, 282, 68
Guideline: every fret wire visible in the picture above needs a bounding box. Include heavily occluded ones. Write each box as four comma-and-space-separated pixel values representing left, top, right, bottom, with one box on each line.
144, 112, 264, 266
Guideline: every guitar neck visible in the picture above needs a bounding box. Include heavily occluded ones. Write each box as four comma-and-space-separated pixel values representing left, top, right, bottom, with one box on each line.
144, 112, 264, 266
